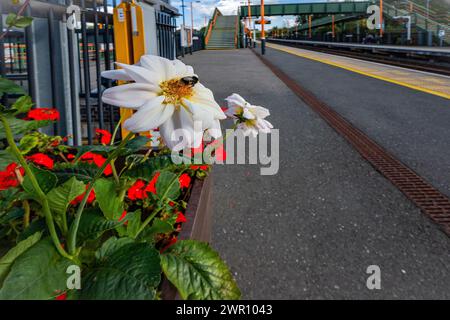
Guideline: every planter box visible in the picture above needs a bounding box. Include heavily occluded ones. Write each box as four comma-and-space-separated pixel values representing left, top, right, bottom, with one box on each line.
160, 175, 213, 300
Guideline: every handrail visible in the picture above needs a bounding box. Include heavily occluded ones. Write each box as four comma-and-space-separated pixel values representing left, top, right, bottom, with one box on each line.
205, 8, 222, 46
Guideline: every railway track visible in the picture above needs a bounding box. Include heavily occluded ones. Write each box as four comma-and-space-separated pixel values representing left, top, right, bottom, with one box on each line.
268, 39, 450, 77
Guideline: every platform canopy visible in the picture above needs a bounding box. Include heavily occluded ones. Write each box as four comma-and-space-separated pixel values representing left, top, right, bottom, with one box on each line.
239, 1, 374, 17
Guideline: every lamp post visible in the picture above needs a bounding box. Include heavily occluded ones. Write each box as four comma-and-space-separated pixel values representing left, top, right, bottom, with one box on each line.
261, 0, 265, 55
181, 0, 186, 27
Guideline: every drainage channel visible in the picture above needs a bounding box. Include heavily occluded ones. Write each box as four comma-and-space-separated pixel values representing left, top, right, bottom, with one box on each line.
251, 48, 450, 236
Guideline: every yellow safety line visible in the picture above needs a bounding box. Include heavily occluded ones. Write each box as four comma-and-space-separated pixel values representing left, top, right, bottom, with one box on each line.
266, 43, 450, 100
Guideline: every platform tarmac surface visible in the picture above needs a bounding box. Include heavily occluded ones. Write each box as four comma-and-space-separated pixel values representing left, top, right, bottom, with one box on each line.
181, 49, 450, 299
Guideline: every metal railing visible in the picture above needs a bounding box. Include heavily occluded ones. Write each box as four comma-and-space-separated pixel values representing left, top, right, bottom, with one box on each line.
156, 11, 177, 60
0, 0, 118, 145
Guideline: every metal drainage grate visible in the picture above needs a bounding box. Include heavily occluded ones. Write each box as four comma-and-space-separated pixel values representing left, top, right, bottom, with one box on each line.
252, 49, 450, 236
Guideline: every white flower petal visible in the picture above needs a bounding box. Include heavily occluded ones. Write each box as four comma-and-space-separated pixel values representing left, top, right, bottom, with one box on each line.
172, 59, 195, 78
159, 107, 202, 151
161, 58, 178, 80
116, 62, 161, 85
101, 69, 133, 81
123, 96, 173, 132
206, 120, 223, 139
242, 107, 256, 120
139, 55, 168, 81
225, 93, 247, 108
102, 83, 159, 109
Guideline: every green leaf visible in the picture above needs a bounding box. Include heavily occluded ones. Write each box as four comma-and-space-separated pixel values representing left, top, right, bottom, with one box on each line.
13, 16, 33, 28
0, 150, 16, 171
156, 171, 180, 200
5, 13, 17, 27
12, 96, 33, 115
161, 240, 241, 300
0, 207, 24, 224
17, 219, 47, 242
47, 177, 85, 215
18, 135, 39, 154
0, 116, 52, 140
126, 210, 141, 239
52, 162, 99, 183
0, 77, 25, 96
0, 238, 74, 300
122, 136, 151, 155
0, 232, 41, 285
95, 237, 134, 261
77, 209, 122, 242
123, 155, 174, 180
80, 243, 161, 300
138, 218, 174, 242
22, 164, 57, 197
93, 178, 123, 220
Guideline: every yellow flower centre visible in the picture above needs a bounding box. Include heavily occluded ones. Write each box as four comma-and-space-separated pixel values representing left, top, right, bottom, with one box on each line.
159, 79, 194, 106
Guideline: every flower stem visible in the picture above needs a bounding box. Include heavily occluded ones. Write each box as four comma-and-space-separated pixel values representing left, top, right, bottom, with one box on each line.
23, 200, 30, 228
67, 132, 134, 255
110, 159, 120, 184
110, 118, 122, 146
135, 207, 163, 238
0, 115, 72, 260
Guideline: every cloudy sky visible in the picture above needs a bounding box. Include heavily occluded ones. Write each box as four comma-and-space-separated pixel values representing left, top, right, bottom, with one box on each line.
170, 0, 327, 31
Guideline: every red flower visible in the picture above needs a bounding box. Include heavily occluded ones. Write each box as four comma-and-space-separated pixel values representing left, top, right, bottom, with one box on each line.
176, 212, 187, 224
215, 145, 227, 162
118, 210, 127, 222
66, 154, 75, 160
95, 129, 112, 145
144, 172, 160, 195
26, 153, 54, 170
26, 108, 60, 121
160, 237, 177, 253
191, 143, 204, 157
128, 180, 147, 200
190, 165, 209, 171
0, 163, 24, 191
127, 172, 160, 201
55, 292, 67, 300
179, 173, 191, 189
168, 201, 175, 207
71, 186, 96, 206
80, 152, 112, 176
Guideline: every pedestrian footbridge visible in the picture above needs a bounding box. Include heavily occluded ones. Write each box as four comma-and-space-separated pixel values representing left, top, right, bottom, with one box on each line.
205, 9, 239, 50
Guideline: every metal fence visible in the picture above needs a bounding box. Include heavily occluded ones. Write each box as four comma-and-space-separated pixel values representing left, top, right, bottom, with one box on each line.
156, 11, 177, 60
175, 31, 205, 58
1, 0, 118, 145
1, 1, 204, 145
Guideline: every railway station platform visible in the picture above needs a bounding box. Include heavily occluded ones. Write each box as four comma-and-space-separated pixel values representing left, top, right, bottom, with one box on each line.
268, 39, 450, 57
265, 41, 450, 100
181, 48, 450, 299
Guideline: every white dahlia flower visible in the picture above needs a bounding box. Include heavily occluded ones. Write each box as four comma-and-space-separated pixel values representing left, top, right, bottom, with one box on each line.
225, 94, 273, 137
101, 55, 226, 151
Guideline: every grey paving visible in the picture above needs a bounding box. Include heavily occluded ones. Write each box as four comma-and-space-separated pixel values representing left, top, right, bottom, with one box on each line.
181, 49, 450, 300
263, 46, 450, 199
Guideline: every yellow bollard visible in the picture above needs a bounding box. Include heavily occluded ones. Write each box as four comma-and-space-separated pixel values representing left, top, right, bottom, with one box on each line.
113, 1, 147, 138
